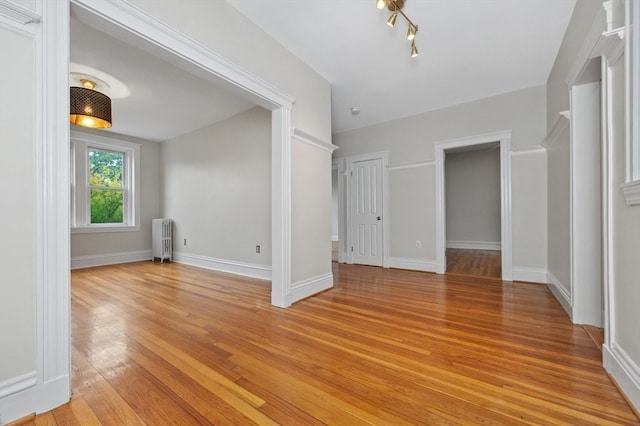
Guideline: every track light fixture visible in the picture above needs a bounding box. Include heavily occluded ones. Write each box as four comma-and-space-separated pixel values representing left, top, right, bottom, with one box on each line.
376, 0, 419, 58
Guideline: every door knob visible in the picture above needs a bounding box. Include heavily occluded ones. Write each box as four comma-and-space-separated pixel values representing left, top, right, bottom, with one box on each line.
377, 216, 381, 221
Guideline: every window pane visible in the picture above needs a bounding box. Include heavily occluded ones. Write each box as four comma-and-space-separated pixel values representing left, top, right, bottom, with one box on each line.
90, 188, 124, 224
89, 148, 123, 188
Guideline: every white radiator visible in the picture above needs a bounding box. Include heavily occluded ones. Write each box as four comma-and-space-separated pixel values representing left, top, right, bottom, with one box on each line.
152, 218, 173, 263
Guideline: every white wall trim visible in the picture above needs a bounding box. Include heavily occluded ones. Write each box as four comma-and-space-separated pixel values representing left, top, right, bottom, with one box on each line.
603, 342, 640, 412
389, 257, 438, 273
0, 0, 40, 26
287, 272, 333, 305
291, 128, 338, 153
546, 271, 572, 317
0, 375, 69, 425
434, 130, 513, 280
271, 108, 292, 306
621, 180, 640, 205
27, 1, 73, 424
173, 251, 272, 281
446, 240, 501, 251
510, 146, 546, 156
0, 371, 37, 399
542, 113, 570, 150
331, 235, 339, 242
387, 160, 435, 170
71, 250, 152, 270
511, 267, 548, 284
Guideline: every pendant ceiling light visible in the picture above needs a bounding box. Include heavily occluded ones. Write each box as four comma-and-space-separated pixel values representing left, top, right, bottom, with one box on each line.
70, 78, 112, 129
376, 0, 419, 58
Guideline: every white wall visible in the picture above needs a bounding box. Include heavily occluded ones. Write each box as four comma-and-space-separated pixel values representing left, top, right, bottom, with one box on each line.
0, 25, 36, 387
291, 139, 333, 283
334, 86, 548, 275
546, 121, 571, 295
70, 131, 161, 265
609, 34, 640, 411
162, 107, 271, 269
445, 148, 501, 249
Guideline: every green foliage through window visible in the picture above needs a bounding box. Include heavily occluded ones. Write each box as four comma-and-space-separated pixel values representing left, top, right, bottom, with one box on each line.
89, 149, 124, 224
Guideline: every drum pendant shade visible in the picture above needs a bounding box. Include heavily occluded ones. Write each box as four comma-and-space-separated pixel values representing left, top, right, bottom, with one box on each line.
70, 86, 112, 129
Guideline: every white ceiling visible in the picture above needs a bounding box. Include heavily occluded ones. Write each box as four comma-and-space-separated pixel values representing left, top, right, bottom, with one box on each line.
226, 0, 577, 134
71, 1, 576, 141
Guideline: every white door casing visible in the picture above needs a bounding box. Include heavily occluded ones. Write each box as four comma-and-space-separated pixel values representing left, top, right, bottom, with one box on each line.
351, 158, 384, 266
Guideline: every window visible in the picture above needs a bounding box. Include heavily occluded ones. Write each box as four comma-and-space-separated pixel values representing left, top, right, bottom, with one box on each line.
71, 131, 140, 232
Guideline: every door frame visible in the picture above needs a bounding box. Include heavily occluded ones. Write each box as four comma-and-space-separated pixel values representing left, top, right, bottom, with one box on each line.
335, 151, 389, 267
434, 130, 513, 280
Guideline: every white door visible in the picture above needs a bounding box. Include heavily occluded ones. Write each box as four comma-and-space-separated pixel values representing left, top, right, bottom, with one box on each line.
351, 158, 383, 266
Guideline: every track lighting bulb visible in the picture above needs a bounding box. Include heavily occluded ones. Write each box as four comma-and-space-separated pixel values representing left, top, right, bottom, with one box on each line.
411, 40, 418, 58
376, 0, 386, 10
406, 24, 417, 41
387, 12, 397, 27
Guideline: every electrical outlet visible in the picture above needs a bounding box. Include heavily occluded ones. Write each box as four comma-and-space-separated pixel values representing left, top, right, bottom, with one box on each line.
416, 240, 421, 248
184, 238, 187, 246
256, 245, 260, 254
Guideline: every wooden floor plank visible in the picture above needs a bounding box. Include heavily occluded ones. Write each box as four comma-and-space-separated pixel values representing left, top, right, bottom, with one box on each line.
29, 261, 639, 425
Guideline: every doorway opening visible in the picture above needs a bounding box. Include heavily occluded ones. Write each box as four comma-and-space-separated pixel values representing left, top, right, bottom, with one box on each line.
69, 0, 294, 308
435, 131, 513, 280
444, 143, 502, 279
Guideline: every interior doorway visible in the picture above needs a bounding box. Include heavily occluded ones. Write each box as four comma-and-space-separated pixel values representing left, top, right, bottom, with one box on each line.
434, 131, 513, 280
444, 144, 502, 279
69, 0, 294, 308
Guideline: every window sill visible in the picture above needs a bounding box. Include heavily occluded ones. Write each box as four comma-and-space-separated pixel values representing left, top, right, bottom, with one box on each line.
71, 225, 140, 234
622, 180, 640, 206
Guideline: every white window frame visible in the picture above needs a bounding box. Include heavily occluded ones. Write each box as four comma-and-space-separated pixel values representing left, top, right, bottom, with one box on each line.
624, 0, 640, 205
71, 130, 140, 233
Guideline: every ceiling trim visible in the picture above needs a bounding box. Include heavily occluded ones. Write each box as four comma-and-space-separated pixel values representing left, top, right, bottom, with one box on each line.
72, 0, 295, 110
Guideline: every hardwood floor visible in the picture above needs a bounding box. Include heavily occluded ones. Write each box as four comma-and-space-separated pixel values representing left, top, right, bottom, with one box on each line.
21, 262, 639, 425
447, 248, 502, 279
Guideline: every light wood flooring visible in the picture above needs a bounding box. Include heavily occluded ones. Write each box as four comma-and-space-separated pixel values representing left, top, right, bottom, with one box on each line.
447, 248, 502, 279
18, 262, 639, 425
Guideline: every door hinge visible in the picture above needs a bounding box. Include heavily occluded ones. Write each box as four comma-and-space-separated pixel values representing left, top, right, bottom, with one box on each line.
351, 246, 354, 252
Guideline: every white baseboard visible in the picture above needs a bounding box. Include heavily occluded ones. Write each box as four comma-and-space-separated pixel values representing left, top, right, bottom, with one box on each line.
511, 267, 548, 284
331, 235, 339, 242
604, 342, 640, 413
0, 374, 69, 425
446, 240, 501, 250
71, 250, 152, 269
546, 271, 571, 317
389, 257, 439, 273
173, 251, 271, 281
0, 371, 37, 399
288, 272, 333, 305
